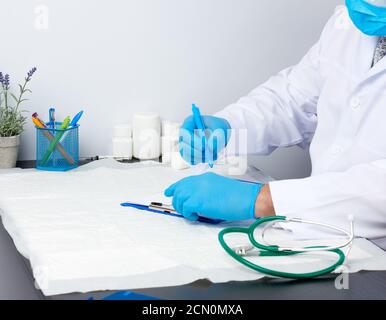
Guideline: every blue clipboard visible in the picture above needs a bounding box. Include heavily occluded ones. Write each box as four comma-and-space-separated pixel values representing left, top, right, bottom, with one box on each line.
120, 202, 223, 225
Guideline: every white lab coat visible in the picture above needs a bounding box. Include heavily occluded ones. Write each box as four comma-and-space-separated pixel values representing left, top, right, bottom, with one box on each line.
216, 6, 386, 240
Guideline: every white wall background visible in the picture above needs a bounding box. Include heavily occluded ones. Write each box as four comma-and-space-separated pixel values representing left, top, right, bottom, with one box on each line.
0, 0, 342, 179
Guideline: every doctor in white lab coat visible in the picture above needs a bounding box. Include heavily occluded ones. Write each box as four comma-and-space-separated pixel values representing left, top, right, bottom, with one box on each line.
165, 1, 386, 241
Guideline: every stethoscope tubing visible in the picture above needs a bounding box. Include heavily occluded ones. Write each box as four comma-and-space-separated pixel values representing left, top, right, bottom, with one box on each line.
218, 216, 349, 279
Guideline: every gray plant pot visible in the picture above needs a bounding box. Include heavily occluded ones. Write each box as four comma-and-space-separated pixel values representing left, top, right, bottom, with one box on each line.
0, 135, 20, 169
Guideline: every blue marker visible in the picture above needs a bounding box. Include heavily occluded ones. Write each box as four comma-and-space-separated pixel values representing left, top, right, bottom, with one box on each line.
192, 104, 213, 168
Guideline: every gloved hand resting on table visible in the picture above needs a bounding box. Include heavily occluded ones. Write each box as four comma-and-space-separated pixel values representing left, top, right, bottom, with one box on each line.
179, 115, 231, 165
164, 172, 265, 221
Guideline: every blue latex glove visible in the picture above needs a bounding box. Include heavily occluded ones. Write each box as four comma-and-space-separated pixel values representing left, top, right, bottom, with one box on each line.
164, 172, 263, 221
179, 115, 231, 165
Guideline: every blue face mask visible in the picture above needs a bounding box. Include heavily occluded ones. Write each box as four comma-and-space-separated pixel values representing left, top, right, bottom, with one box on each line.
346, 0, 386, 36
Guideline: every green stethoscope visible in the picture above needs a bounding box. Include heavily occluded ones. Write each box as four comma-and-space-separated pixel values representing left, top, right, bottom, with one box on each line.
219, 215, 355, 279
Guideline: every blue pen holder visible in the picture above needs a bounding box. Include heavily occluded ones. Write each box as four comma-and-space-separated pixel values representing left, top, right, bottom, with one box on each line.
36, 122, 79, 171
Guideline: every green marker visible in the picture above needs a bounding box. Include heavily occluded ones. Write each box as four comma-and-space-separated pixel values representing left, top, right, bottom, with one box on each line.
41, 116, 71, 165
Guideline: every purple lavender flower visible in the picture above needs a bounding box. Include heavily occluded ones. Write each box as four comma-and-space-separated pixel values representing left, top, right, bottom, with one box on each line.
3, 74, 10, 90
26, 67, 37, 81
0, 72, 4, 85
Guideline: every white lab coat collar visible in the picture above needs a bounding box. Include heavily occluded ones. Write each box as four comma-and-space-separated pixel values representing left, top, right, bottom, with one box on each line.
358, 35, 386, 82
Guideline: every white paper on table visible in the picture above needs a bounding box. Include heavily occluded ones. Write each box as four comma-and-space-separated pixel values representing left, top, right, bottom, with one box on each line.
0, 159, 385, 296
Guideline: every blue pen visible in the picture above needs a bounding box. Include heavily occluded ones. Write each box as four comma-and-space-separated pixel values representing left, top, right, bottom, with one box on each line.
49, 108, 56, 165
49, 108, 55, 130
70, 110, 84, 127
192, 104, 214, 168
57, 110, 84, 146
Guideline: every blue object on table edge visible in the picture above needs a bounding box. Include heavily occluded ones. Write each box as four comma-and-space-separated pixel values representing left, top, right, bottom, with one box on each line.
88, 291, 159, 300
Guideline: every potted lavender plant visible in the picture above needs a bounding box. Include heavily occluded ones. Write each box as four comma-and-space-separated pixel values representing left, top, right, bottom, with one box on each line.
0, 68, 37, 168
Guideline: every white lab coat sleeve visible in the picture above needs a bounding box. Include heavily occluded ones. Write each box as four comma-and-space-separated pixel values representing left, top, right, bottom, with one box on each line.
215, 11, 338, 155
270, 159, 386, 240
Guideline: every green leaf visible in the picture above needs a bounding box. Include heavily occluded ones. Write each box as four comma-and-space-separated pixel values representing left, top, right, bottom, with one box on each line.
10, 93, 19, 102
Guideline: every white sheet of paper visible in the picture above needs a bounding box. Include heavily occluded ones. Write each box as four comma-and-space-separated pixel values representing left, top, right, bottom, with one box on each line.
0, 159, 385, 296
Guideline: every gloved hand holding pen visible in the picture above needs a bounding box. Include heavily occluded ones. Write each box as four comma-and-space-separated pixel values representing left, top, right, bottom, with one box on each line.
179, 112, 231, 165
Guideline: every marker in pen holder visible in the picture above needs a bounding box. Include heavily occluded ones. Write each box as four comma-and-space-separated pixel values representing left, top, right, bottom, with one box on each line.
36, 122, 79, 171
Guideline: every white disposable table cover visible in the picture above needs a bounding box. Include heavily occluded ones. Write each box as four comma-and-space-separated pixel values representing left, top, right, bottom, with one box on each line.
0, 160, 386, 296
